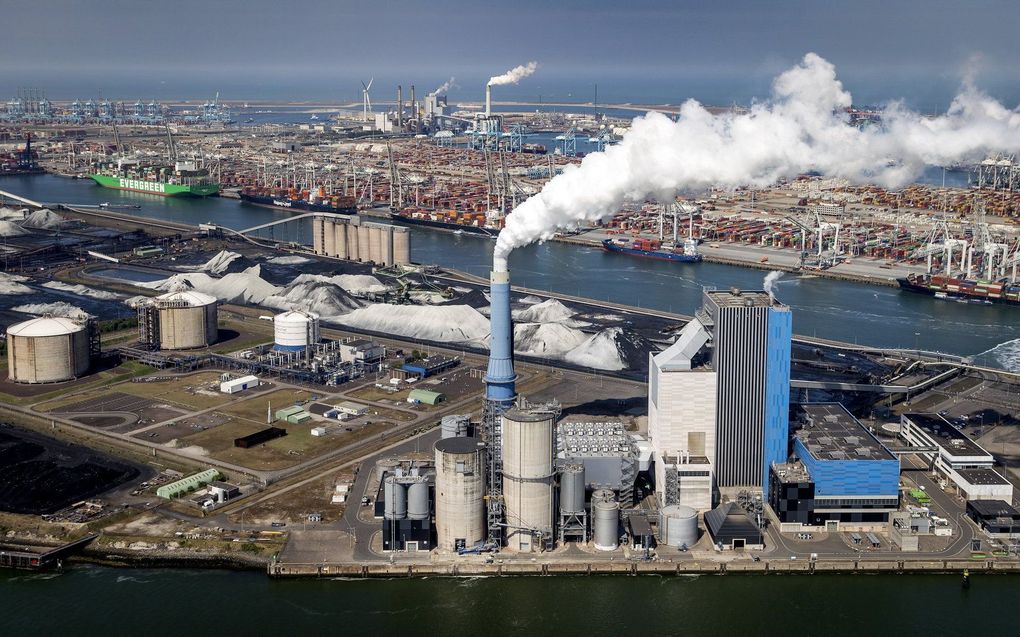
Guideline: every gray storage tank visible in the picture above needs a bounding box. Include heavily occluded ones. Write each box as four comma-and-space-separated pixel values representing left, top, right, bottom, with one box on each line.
559, 463, 585, 515
592, 489, 619, 551
383, 476, 407, 519
659, 505, 699, 549
406, 478, 430, 520
441, 415, 470, 439
434, 437, 486, 552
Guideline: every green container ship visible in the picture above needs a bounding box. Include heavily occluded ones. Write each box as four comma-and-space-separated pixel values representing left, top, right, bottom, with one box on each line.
88, 158, 219, 197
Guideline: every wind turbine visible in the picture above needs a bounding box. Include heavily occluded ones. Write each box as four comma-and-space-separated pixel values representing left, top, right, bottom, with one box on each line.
361, 78, 374, 122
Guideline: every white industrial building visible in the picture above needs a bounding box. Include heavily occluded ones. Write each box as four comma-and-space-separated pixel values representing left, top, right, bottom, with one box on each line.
900, 413, 1013, 502
220, 375, 259, 394
338, 339, 385, 364
647, 317, 717, 511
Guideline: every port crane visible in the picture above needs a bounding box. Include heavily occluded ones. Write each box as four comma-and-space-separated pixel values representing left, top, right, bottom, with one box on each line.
555, 126, 577, 157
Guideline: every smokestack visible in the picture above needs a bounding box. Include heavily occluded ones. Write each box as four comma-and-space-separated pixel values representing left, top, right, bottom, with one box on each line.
410, 85, 416, 120
397, 85, 403, 129
484, 263, 516, 404
485, 84, 492, 117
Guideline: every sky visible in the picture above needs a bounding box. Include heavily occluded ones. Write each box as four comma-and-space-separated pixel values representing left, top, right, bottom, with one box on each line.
3, 0, 1019, 109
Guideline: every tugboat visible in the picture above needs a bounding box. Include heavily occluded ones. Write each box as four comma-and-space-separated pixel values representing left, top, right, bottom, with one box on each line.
962, 569, 970, 588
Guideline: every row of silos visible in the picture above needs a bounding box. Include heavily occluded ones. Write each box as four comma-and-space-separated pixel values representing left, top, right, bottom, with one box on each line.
312, 216, 410, 266
6, 314, 95, 384
383, 475, 430, 521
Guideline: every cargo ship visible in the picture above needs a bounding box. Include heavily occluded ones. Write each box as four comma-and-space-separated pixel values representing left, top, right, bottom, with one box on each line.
88, 159, 219, 196
390, 207, 501, 236
601, 237, 702, 262
239, 186, 357, 214
897, 273, 1020, 306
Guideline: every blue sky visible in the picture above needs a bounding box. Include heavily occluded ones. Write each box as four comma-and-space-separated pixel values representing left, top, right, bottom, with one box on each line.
3, 0, 1019, 108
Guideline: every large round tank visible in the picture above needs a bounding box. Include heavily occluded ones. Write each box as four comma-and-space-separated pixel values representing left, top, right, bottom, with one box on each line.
333, 220, 349, 259
323, 218, 336, 256
434, 437, 486, 552
392, 226, 411, 265
592, 490, 619, 551
406, 478, 430, 521
155, 290, 218, 350
375, 458, 402, 481
383, 476, 407, 520
368, 224, 384, 264
356, 224, 370, 262
559, 463, 585, 515
347, 221, 361, 261
659, 505, 699, 549
6, 316, 91, 383
380, 226, 394, 266
502, 408, 555, 552
273, 310, 320, 351
441, 414, 470, 439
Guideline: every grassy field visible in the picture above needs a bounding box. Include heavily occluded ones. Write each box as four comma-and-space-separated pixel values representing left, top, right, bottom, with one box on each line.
116, 371, 237, 411
20, 362, 156, 410
220, 388, 316, 425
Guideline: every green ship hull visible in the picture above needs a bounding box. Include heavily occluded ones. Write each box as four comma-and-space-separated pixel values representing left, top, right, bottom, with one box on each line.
88, 174, 219, 197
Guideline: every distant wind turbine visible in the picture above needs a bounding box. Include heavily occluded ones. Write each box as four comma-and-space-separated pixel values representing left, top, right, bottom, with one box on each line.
362, 78, 374, 122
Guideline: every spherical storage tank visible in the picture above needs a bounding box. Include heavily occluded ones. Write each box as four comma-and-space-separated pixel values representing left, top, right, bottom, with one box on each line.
273, 310, 320, 351
155, 290, 218, 350
434, 437, 486, 552
659, 505, 699, 549
6, 316, 92, 383
592, 489, 620, 551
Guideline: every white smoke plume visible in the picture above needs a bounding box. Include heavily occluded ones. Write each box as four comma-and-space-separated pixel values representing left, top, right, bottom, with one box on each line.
494, 53, 1020, 264
488, 61, 538, 86
763, 271, 784, 298
434, 77, 456, 95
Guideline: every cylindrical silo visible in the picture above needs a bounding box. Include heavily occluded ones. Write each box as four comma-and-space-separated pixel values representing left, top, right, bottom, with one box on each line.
155, 290, 218, 350
441, 415, 470, 439
592, 490, 619, 551
273, 310, 320, 351
312, 216, 324, 254
357, 224, 370, 262
559, 463, 585, 516
383, 476, 407, 520
380, 225, 394, 266
659, 505, 699, 549
502, 408, 555, 552
368, 224, 383, 264
392, 226, 411, 265
323, 218, 336, 256
376, 458, 402, 481
6, 316, 92, 384
347, 220, 361, 261
406, 478, 430, 521
434, 437, 486, 552
333, 220, 349, 259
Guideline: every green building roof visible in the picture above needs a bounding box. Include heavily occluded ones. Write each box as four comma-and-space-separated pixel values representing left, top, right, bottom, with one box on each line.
156, 469, 222, 499
408, 389, 446, 405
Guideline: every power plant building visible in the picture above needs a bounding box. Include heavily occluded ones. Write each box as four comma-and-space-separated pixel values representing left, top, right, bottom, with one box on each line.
6, 314, 97, 384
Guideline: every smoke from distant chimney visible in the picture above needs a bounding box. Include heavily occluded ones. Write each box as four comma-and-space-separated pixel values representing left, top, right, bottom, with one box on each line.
488, 61, 538, 86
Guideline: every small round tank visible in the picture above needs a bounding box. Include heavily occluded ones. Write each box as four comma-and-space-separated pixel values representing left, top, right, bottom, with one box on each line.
383, 476, 407, 520
659, 505, 699, 549
559, 463, 585, 515
406, 478, 430, 520
441, 414, 470, 439
592, 490, 619, 551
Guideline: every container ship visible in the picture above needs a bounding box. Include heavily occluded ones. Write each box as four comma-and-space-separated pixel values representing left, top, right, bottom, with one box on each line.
601, 237, 702, 263
88, 158, 219, 196
897, 273, 1020, 306
390, 207, 501, 236
239, 186, 357, 214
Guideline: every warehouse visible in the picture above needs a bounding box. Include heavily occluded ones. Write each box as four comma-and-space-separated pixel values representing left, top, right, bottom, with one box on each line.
156, 469, 221, 499
966, 500, 1020, 538
407, 389, 445, 405
234, 427, 287, 448
705, 502, 764, 550
401, 355, 459, 378
220, 375, 260, 394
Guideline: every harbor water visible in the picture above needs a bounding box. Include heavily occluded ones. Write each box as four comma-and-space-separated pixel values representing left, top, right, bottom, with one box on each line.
2, 174, 1017, 367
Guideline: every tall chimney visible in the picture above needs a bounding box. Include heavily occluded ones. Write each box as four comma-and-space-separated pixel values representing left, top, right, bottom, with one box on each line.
397, 85, 403, 129
484, 264, 516, 404
410, 85, 416, 119
485, 84, 492, 117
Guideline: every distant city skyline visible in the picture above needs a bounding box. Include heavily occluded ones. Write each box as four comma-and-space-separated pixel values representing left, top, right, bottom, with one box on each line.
3, 1, 1020, 108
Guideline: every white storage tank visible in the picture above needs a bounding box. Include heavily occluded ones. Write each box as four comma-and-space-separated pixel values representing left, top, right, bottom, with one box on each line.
434, 437, 486, 552
154, 290, 218, 350
368, 224, 384, 264
441, 414, 470, 439
347, 219, 361, 261
502, 407, 555, 552
333, 220, 349, 259
273, 310, 320, 352
659, 505, 699, 549
6, 315, 92, 383
380, 225, 394, 266
323, 218, 336, 256
357, 224, 371, 262
383, 476, 407, 519
592, 489, 619, 551
392, 226, 411, 265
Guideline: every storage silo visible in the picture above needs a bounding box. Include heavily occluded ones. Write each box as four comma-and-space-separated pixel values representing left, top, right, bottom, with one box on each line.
380, 225, 394, 266
347, 219, 361, 261
375, 458, 402, 481
434, 437, 486, 552
406, 478, 430, 521
502, 407, 555, 552
273, 310, 320, 351
152, 290, 218, 350
559, 463, 585, 516
392, 226, 411, 265
6, 315, 93, 383
323, 218, 336, 256
357, 224, 371, 262
659, 505, 699, 549
383, 476, 407, 519
441, 414, 470, 439
333, 220, 349, 259
368, 224, 384, 264
312, 216, 325, 254
592, 489, 619, 551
